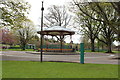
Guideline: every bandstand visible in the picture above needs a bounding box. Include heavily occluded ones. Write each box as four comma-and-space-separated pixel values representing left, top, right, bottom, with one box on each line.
37, 26, 75, 52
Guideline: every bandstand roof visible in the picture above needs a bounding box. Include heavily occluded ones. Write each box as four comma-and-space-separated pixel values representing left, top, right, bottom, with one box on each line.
37, 26, 75, 36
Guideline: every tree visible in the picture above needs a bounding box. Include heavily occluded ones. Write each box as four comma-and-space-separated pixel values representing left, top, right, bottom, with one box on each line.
89, 2, 120, 42
0, 0, 30, 29
1, 29, 17, 46
72, 1, 120, 41
111, 2, 120, 16
74, 7, 101, 52
97, 22, 115, 53
28, 35, 40, 48
81, 19, 101, 52
89, 2, 116, 53
111, 2, 120, 41
16, 20, 35, 50
82, 36, 91, 50
72, 1, 116, 53
43, 5, 72, 44
44, 5, 72, 28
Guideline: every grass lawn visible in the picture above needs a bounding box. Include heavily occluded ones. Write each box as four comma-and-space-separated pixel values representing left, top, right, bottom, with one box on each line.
85, 50, 106, 53
85, 50, 120, 54
113, 51, 120, 54
2, 49, 34, 51
2, 61, 118, 78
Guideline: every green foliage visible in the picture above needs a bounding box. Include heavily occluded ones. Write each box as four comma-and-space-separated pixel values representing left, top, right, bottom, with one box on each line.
3, 49, 34, 51
0, 0, 30, 29
89, 2, 120, 41
16, 20, 35, 50
74, 3, 101, 52
72, 1, 118, 53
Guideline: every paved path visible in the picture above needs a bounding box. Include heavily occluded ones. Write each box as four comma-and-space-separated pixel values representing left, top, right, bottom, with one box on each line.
0, 51, 119, 64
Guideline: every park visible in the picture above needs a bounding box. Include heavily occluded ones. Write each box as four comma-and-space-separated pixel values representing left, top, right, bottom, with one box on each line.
0, 0, 120, 79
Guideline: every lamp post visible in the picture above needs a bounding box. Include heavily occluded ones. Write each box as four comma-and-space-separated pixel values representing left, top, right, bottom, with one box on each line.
40, 1, 44, 62
80, 36, 84, 64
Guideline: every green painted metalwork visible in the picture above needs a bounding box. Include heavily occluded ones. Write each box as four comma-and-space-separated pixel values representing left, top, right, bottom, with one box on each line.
42, 44, 72, 49
80, 43, 84, 64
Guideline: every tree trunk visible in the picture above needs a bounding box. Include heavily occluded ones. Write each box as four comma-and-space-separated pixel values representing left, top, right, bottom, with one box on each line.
106, 35, 113, 53
102, 44, 104, 50
107, 43, 112, 53
22, 44, 26, 50
97, 40, 99, 52
91, 39, 95, 52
